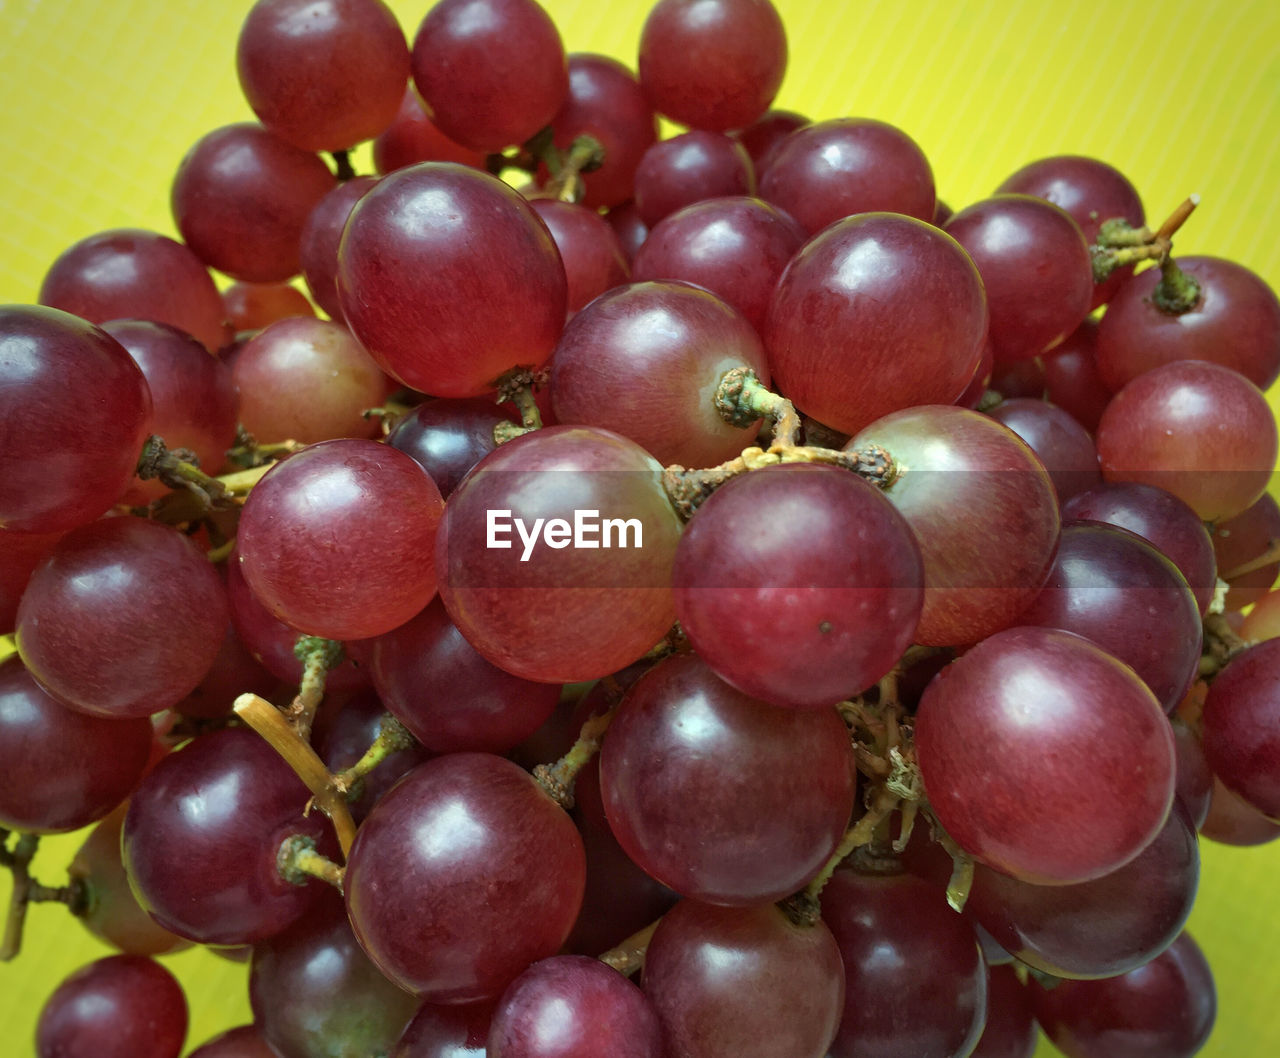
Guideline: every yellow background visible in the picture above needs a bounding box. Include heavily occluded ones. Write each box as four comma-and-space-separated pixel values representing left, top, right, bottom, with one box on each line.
1, 1, 1278, 1055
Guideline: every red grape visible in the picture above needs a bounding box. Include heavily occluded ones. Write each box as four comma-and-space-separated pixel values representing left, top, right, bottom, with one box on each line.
599, 653, 854, 905
236, 438, 444, 641
671, 464, 923, 708
410, 0, 568, 152
38, 228, 231, 353
637, 0, 788, 132
172, 123, 337, 283
344, 752, 585, 1001
436, 426, 682, 683
373, 85, 488, 174
550, 280, 769, 467
17, 517, 229, 718
766, 214, 988, 437
337, 163, 566, 397
1095, 359, 1277, 521
1201, 638, 1280, 818
1, 305, 152, 533
945, 194, 1093, 363
1029, 931, 1216, 1058
641, 899, 845, 1058
759, 117, 935, 234
0, 656, 151, 834
916, 626, 1175, 884
237, 0, 410, 152
36, 955, 187, 1058
633, 131, 753, 228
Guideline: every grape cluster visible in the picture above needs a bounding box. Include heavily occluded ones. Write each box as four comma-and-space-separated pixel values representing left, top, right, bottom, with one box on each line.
2, 1, 1279, 1057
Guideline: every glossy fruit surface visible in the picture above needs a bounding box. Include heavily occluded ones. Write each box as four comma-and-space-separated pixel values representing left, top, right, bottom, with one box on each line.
672, 463, 923, 707
0, 305, 152, 533
599, 653, 854, 904
765, 213, 987, 437
344, 753, 585, 1002
35, 954, 187, 1058
17, 517, 229, 718
236, 438, 444, 641
337, 163, 567, 397
915, 626, 1175, 883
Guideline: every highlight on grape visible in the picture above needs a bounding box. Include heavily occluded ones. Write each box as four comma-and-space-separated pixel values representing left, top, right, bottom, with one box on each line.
2, 1, 1278, 1057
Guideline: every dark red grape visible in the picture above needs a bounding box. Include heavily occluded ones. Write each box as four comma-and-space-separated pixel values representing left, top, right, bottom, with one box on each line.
1062, 482, 1217, 616
344, 753, 585, 1001
527, 198, 630, 314
641, 899, 845, 1058
606, 200, 649, 263
1029, 931, 1216, 1058
172, 123, 337, 282
385, 398, 513, 498
251, 891, 418, 1058
411, 0, 567, 152
986, 397, 1100, 502
299, 175, 378, 320
337, 163, 566, 397
546, 54, 657, 210
0, 656, 151, 833
101, 319, 239, 503
971, 965, 1038, 1058
1201, 638, 1280, 818
236, 438, 444, 641
759, 117, 935, 234
370, 597, 560, 754
1041, 318, 1112, 432
1095, 359, 1277, 521
638, 0, 787, 132
916, 626, 1175, 884
0, 527, 65, 634
996, 153, 1144, 308
36, 954, 187, 1058
487, 955, 664, 1057
17, 517, 228, 718
822, 866, 987, 1058
39, 228, 231, 353
224, 547, 371, 691
766, 213, 987, 436
1096, 256, 1280, 391
599, 653, 854, 904
393, 1001, 495, 1057
435, 426, 682, 683
1, 305, 152, 533
848, 406, 1060, 647
631, 195, 806, 333
632, 131, 753, 228
1015, 521, 1202, 712
122, 727, 329, 945
373, 85, 488, 174
550, 280, 769, 466
231, 316, 389, 445
187, 1026, 278, 1058
945, 194, 1093, 363
963, 800, 1199, 979
237, 0, 410, 152
67, 805, 190, 955
731, 107, 808, 170
672, 464, 923, 708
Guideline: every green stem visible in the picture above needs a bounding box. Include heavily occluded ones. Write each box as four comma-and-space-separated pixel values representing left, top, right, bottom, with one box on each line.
277, 835, 345, 892
331, 714, 418, 799
597, 919, 659, 977
713, 367, 803, 448
533, 706, 617, 809
1, 832, 40, 961
1153, 255, 1203, 314
286, 637, 344, 740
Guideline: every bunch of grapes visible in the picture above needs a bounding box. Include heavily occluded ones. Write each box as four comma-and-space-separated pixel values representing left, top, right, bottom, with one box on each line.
2, 1, 1279, 1056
